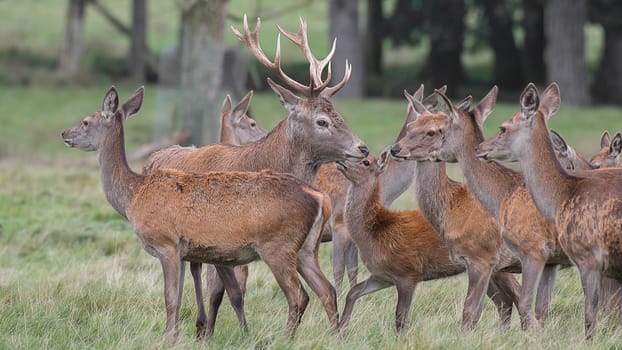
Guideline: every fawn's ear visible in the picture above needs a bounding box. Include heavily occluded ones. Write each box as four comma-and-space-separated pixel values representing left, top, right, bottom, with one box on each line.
600, 130, 611, 149
267, 78, 302, 113
232, 90, 254, 121
376, 149, 390, 175
549, 129, 569, 156
539, 82, 561, 120
435, 90, 459, 123
610, 133, 622, 158
121, 86, 144, 120
102, 86, 119, 114
520, 83, 540, 121
474, 85, 498, 124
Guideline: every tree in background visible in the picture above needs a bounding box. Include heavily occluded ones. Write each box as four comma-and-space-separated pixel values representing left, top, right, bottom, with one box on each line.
330, 0, 364, 97
129, 0, 147, 82
522, 0, 546, 84
58, 0, 87, 83
590, 0, 622, 105
545, 0, 591, 106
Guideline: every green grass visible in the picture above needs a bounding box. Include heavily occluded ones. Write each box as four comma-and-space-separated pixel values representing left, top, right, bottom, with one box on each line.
1, 84, 622, 348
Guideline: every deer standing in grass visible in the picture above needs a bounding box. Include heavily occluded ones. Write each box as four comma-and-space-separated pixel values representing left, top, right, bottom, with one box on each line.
390, 86, 521, 330
476, 83, 622, 338
392, 86, 568, 331
61, 86, 336, 342
335, 153, 466, 332
142, 16, 368, 338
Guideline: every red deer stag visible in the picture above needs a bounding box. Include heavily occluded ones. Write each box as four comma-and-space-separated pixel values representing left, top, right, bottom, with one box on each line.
61, 86, 337, 342
142, 16, 367, 338
390, 86, 520, 330
476, 83, 622, 339
336, 152, 465, 332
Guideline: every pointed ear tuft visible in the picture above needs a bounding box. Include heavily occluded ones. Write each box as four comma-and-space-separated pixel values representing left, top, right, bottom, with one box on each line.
609, 133, 622, 158
520, 83, 539, 120
539, 82, 561, 119
103, 86, 119, 114
549, 129, 568, 156
267, 78, 301, 113
600, 130, 611, 149
232, 90, 254, 121
474, 85, 498, 124
120, 86, 144, 119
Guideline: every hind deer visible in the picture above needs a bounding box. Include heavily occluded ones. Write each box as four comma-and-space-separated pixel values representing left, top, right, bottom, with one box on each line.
476, 83, 622, 338
61, 86, 336, 342
390, 86, 521, 330
551, 129, 622, 170
336, 152, 466, 332
142, 16, 367, 338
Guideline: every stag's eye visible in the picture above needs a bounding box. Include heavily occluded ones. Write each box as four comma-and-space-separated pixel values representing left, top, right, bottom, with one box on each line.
316, 119, 329, 128
362, 160, 370, 166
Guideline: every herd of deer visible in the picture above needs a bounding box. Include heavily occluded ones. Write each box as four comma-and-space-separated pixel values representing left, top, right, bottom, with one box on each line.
60, 16, 622, 342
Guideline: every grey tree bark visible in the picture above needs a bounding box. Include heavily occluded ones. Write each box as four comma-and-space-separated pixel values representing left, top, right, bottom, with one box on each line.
58, 0, 87, 83
129, 0, 147, 82
544, 0, 591, 106
522, 0, 546, 84
366, 0, 384, 74
178, 0, 227, 146
329, 0, 364, 97
590, 0, 622, 105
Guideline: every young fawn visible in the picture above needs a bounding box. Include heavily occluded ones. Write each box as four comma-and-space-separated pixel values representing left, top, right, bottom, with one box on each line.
336, 152, 465, 332
476, 83, 622, 338
61, 86, 337, 342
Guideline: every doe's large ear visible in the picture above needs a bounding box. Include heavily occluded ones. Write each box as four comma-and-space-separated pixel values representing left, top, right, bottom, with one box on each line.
549, 129, 569, 156
267, 78, 302, 113
376, 148, 390, 175
610, 132, 622, 158
232, 90, 254, 121
434, 90, 459, 123
539, 82, 561, 120
121, 86, 144, 119
520, 83, 540, 120
221, 95, 233, 116
600, 130, 611, 148
422, 85, 446, 110
455, 96, 473, 112
404, 89, 428, 123
474, 85, 498, 125
102, 86, 119, 114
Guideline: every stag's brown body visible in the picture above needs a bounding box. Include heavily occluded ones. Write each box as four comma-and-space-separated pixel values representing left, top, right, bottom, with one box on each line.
337, 155, 465, 332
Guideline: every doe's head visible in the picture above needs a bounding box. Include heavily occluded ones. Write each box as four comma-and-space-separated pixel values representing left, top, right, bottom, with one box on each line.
589, 131, 622, 169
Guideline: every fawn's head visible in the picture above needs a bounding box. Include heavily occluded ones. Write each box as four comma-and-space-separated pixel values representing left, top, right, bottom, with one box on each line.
336, 150, 390, 186
61, 86, 144, 152
589, 131, 622, 169
220, 91, 267, 145
232, 16, 368, 162
476, 83, 560, 163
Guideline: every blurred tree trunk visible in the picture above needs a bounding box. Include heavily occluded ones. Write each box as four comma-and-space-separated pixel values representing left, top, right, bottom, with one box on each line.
522, 0, 546, 84
479, 0, 523, 88
178, 0, 227, 146
58, 0, 87, 83
544, 0, 591, 106
330, 0, 364, 97
129, 0, 147, 82
366, 0, 383, 74
422, 0, 465, 96
590, 0, 622, 105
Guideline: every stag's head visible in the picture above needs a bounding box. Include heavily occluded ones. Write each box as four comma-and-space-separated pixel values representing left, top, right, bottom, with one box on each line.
232, 16, 368, 162
61, 86, 144, 152
476, 83, 560, 163
589, 131, 622, 169
220, 91, 267, 145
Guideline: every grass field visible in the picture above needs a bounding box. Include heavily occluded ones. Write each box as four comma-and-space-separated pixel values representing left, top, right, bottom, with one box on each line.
1, 85, 622, 349
1, 1, 622, 348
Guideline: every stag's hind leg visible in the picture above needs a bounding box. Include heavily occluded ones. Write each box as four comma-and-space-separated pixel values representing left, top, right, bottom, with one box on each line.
215, 266, 248, 334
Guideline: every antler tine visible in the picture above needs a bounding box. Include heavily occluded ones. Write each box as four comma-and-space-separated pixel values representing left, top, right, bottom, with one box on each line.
321, 60, 352, 97
232, 15, 309, 95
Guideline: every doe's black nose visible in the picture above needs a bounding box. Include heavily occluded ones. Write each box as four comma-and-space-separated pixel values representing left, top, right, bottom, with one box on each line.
390, 144, 401, 156
358, 145, 370, 156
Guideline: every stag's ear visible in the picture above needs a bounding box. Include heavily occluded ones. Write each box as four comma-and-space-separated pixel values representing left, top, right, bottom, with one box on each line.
102, 86, 119, 114
539, 82, 561, 120
600, 130, 611, 148
610, 133, 622, 158
232, 90, 254, 122
435, 90, 459, 123
474, 85, 498, 125
376, 149, 390, 175
120, 86, 144, 120
455, 96, 473, 112
549, 129, 569, 156
520, 83, 539, 120
267, 78, 302, 113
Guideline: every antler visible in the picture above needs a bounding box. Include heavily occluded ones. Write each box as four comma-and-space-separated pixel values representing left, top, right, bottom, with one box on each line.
231, 15, 309, 96
232, 15, 351, 98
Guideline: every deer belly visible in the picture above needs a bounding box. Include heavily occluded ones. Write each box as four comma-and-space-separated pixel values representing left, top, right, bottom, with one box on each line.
181, 243, 259, 265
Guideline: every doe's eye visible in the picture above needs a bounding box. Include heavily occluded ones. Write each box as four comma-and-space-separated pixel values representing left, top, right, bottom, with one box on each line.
426, 130, 435, 137
316, 120, 328, 127
250, 122, 256, 127
362, 160, 370, 166
499, 126, 506, 133
82, 120, 89, 127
